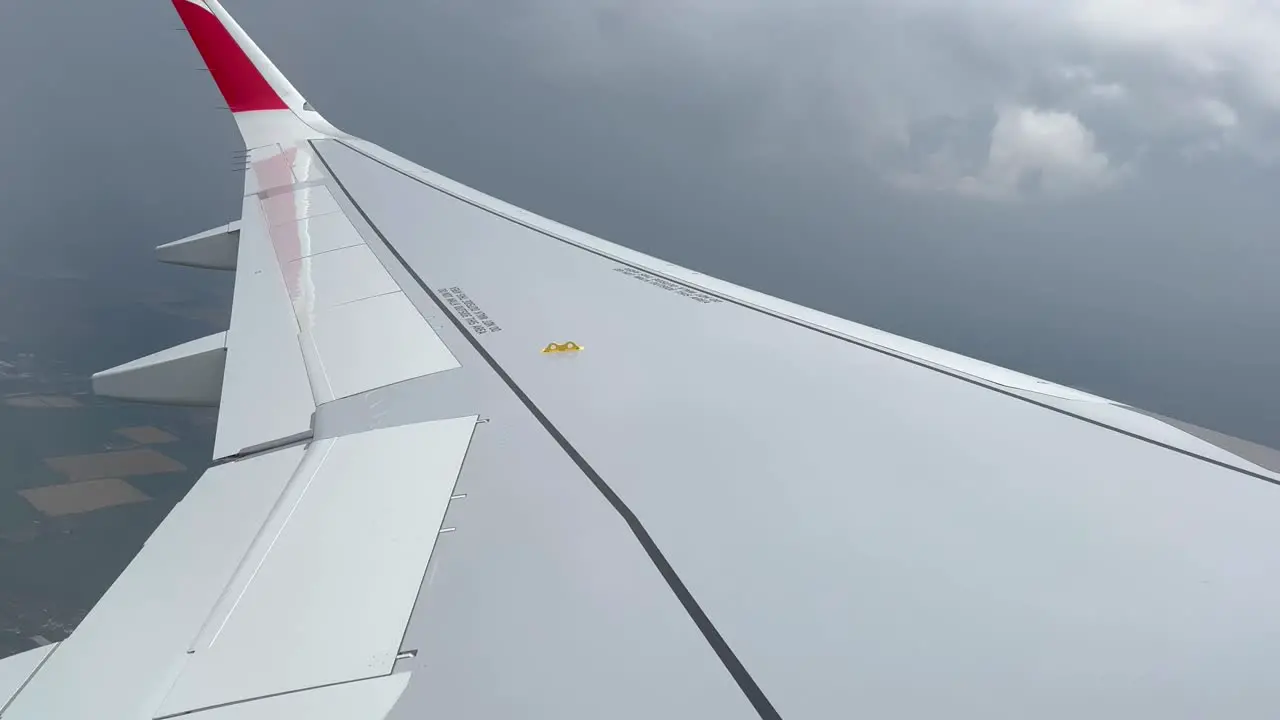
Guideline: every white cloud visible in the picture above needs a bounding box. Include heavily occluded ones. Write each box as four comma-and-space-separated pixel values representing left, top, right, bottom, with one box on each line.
1087, 82, 1128, 102
507, 0, 1280, 200
980, 106, 1117, 196
1065, 0, 1280, 101
1057, 66, 1128, 103
896, 106, 1119, 200
1195, 97, 1239, 129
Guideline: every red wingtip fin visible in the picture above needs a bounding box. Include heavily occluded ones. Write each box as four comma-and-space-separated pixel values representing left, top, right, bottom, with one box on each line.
173, 0, 288, 112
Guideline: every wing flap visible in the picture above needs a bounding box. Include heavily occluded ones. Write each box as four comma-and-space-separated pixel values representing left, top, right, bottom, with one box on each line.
1, 448, 305, 720
0, 645, 55, 714
157, 418, 476, 717
166, 674, 409, 720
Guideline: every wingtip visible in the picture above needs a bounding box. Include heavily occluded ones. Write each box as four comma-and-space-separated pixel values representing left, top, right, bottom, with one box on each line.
172, 0, 289, 113
171, 0, 343, 145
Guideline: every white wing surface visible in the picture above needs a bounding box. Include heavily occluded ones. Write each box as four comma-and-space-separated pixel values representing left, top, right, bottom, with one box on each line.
7, 2, 1280, 719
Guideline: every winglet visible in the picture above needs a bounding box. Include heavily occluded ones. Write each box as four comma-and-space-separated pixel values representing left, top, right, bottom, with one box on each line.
172, 0, 289, 112
173, 0, 342, 145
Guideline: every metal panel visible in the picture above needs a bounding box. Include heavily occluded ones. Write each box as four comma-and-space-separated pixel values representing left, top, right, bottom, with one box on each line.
156, 221, 240, 270
270, 211, 362, 263
290, 144, 329, 184
93, 332, 226, 406
243, 144, 294, 197
174, 674, 409, 720
284, 244, 398, 323
300, 291, 459, 403
157, 417, 476, 717
1, 447, 303, 720
183, 440, 336, 658
234, 112, 326, 155
214, 195, 315, 459
0, 645, 55, 712
259, 184, 340, 226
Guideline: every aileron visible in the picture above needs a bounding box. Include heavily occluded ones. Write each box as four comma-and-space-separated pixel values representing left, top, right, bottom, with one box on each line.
214, 194, 314, 459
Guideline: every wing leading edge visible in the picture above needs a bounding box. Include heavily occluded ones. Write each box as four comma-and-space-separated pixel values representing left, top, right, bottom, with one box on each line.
12, 3, 1280, 720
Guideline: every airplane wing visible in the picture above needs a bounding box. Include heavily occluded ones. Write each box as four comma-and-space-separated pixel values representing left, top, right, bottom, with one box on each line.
7, 1, 1280, 718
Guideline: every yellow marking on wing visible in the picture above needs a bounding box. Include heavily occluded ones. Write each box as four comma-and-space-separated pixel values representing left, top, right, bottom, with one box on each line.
541, 342, 583, 354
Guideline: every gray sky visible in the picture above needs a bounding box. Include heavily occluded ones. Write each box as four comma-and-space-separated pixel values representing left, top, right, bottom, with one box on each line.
2, 0, 1278, 443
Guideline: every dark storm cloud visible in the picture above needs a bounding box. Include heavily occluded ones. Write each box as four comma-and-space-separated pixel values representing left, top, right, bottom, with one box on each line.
489, 0, 1280, 196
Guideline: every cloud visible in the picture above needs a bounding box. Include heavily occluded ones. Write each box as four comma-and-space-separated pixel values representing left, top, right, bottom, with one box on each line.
897, 106, 1120, 200
1065, 0, 1280, 101
503, 0, 1280, 200
980, 106, 1118, 196
1194, 97, 1239, 129
1055, 66, 1127, 103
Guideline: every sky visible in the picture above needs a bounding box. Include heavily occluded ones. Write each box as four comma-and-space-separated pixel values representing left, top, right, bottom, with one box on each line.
1, 0, 1279, 650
